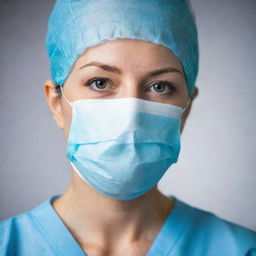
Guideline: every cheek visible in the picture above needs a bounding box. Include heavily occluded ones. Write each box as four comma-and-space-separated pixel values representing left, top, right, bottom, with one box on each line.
180, 113, 186, 134
62, 102, 73, 142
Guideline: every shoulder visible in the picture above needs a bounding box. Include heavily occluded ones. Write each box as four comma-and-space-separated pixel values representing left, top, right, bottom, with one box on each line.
191, 203, 256, 238
0, 209, 36, 236
172, 197, 256, 255
0, 210, 36, 254
0, 195, 58, 255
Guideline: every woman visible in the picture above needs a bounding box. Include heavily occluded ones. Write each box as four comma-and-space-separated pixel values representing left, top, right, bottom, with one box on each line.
0, 0, 255, 255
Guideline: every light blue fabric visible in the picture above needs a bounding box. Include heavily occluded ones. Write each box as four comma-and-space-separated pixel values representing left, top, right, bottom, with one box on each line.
61, 93, 186, 200
1, 194, 256, 255
45, 0, 199, 96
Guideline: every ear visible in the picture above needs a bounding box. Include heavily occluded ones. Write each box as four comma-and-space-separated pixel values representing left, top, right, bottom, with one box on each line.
180, 87, 199, 133
44, 79, 65, 129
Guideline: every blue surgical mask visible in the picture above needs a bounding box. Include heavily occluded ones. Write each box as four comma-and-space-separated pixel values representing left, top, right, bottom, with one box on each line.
60, 87, 190, 200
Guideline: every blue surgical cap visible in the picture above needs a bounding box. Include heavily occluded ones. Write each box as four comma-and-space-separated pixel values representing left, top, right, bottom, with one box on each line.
46, 0, 199, 96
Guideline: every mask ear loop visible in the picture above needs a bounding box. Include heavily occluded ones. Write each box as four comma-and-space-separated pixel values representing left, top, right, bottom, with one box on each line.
60, 85, 72, 106
182, 97, 191, 113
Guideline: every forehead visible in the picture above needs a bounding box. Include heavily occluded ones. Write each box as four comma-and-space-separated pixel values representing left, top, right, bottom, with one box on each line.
74, 38, 183, 71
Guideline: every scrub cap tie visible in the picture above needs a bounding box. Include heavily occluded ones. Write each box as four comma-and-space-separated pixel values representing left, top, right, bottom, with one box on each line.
46, 0, 199, 96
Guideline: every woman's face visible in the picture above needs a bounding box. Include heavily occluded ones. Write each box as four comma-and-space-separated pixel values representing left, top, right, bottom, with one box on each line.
44, 39, 196, 141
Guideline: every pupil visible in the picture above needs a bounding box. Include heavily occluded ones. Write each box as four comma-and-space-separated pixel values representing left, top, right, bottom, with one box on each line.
96, 79, 106, 89
154, 83, 164, 92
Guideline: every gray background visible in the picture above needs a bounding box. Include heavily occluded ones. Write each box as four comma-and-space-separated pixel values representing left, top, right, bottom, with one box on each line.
0, 0, 255, 230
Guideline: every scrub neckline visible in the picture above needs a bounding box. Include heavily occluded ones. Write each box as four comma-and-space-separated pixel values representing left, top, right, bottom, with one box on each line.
30, 194, 194, 256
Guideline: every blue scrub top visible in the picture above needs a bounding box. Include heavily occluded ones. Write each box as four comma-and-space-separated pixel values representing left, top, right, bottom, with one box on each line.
1, 194, 256, 256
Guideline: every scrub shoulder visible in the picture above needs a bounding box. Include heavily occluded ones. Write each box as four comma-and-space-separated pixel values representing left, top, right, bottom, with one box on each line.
174, 199, 256, 255
0, 199, 61, 255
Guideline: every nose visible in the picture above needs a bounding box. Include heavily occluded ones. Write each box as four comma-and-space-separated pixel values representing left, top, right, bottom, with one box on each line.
117, 79, 144, 99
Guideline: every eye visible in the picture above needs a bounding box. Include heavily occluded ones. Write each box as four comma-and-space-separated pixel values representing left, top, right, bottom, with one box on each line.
147, 81, 176, 95
83, 77, 112, 93
82, 78, 176, 95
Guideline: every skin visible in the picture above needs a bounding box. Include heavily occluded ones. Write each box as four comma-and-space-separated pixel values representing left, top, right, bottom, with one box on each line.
44, 38, 199, 256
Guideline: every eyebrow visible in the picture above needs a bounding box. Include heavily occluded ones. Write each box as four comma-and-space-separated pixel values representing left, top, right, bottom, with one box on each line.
79, 61, 182, 78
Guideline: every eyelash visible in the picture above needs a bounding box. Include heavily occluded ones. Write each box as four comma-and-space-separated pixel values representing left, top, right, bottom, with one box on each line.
82, 77, 176, 95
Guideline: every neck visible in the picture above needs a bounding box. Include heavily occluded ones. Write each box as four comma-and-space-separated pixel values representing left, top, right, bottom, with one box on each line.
52, 170, 173, 250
